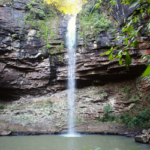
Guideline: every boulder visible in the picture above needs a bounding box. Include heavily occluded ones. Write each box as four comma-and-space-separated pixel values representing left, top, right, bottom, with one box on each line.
0, 130, 11, 136
135, 134, 149, 143
142, 129, 148, 135
135, 129, 150, 144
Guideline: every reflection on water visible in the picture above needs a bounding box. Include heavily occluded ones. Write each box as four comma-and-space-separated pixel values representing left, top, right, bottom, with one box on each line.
0, 135, 150, 150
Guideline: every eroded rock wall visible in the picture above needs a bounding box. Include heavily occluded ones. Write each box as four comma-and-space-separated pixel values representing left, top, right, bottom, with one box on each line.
0, 1, 149, 102
0, 77, 150, 134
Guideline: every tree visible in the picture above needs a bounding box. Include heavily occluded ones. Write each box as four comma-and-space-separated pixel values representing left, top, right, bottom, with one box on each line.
44, 0, 87, 14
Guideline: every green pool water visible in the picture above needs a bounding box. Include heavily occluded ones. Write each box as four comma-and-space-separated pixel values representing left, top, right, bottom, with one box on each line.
0, 134, 149, 150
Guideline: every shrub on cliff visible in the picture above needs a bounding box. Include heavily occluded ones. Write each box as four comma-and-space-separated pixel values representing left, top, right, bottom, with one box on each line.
120, 108, 150, 127
100, 105, 119, 122
78, 0, 114, 47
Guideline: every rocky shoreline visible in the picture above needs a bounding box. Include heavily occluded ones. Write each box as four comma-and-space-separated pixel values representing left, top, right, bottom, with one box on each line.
1, 128, 150, 145
0, 122, 149, 137
0, 131, 134, 136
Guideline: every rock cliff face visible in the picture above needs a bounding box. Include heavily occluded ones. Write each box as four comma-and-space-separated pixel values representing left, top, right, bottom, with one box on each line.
0, 0, 150, 134
0, 1, 68, 100
0, 0, 149, 101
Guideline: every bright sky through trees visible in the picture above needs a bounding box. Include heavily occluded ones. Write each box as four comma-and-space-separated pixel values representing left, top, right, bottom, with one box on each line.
44, 0, 87, 14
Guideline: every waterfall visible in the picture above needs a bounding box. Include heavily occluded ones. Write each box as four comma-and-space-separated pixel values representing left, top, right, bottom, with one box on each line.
66, 15, 76, 136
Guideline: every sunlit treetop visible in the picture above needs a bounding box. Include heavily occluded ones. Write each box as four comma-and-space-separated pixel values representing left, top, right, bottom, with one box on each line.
44, 0, 87, 14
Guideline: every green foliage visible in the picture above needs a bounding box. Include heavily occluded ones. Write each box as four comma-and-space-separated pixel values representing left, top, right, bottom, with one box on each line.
103, 105, 112, 117
102, 92, 107, 96
125, 52, 131, 70
93, 17, 112, 29
89, 3, 101, 17
7, 129, 17, 132
142, 65, 150, 76
122, 86, 130, 93
30, 7, 45, 19
0, 121, 5, 123
0, 104, 5, 109
0, 0, 13, 6
60, 43, 64, 50
40, 102, 44, 107
142, 54, 150, 76
99, 105, 119, 122
128, 95, 139, 101
84, 146, 90, 150
46, 43, 51, 49
120, 108, 150, 127
23, 0, 61, 57
92, 0, 150, 72
78, 0, 113, 47
129, 0, 141, 8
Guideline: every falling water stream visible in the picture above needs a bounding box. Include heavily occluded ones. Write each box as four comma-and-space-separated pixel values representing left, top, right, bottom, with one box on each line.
66, 15, 77, 136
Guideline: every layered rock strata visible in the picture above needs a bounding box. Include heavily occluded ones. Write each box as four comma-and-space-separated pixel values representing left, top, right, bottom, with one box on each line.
0, 1, 149, 101
0, 2, 68, 100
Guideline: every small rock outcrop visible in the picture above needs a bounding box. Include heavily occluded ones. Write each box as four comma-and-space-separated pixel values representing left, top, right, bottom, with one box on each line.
135, 129, 150, 144
0, 130, 11, 136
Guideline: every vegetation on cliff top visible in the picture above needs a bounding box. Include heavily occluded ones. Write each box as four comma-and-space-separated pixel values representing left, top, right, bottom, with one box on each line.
44, 0, 87, 14
78, 0, 115, 47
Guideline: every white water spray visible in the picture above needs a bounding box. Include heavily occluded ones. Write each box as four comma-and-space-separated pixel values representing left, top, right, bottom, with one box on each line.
66, 15, 76, 136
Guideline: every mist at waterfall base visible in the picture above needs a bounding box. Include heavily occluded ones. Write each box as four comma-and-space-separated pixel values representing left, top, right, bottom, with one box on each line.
62, 15, 80, 137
